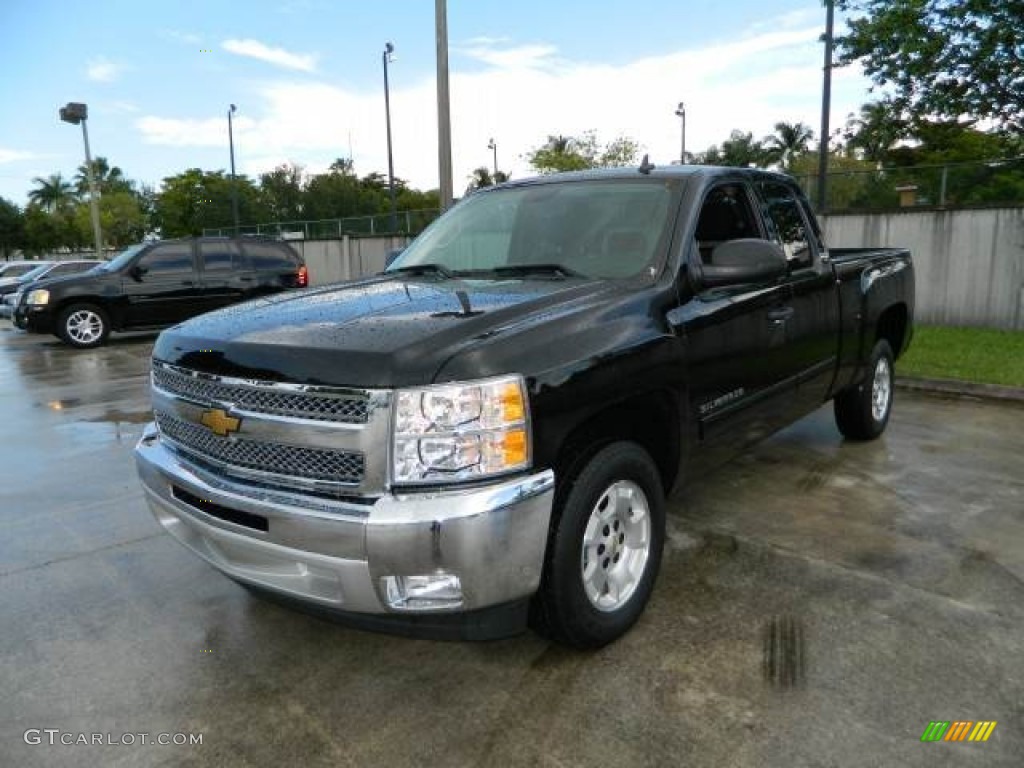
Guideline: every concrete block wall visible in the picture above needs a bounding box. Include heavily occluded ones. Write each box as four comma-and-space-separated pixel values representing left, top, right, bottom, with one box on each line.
822, 207, 1024, 330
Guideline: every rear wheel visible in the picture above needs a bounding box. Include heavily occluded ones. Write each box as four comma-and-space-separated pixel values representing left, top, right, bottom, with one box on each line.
57, 303, 110, 349
531, 441, 665, 648
834, 338, 894, 440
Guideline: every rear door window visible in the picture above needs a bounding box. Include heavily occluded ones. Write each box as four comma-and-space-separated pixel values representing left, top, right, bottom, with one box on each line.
136, 243, 195, 276
243, 243, 297, 272
200, 241, 241, 272
756, 181, 816, 270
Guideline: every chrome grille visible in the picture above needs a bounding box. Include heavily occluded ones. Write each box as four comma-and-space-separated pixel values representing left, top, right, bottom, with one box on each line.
152, 364, 369, 424
155, 412, 364, 484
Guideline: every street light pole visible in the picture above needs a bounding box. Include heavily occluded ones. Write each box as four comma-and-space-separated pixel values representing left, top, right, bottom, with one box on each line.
59, 102, 103, 260
383, 42, 398, 234
228, 104, 239, 234
675, 102, 687, 164
487, 138, 498, 177
817, 0, 835, 211
435, 0, 453, 210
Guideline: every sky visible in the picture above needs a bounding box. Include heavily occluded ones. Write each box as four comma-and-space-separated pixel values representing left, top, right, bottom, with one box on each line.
0, 0, 876, 207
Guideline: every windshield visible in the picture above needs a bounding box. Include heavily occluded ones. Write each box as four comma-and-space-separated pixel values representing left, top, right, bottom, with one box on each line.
98, 243, 148, 272
388, 180, 677, 280
1, 263, 44, 278
19, 264, 54, 281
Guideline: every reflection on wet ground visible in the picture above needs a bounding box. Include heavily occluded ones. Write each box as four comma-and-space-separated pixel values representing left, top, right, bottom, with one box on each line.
1, 326, 1023, 767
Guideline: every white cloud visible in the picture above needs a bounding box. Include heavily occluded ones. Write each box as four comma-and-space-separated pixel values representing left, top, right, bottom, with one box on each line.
0, 148, 36, 164
222, 39, 317, 72
137, 26, 872, 195
458, 42, 560, 71
86, 56, 122, 82
162, 29, 202, 45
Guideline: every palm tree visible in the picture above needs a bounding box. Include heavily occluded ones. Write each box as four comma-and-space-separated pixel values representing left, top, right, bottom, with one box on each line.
766, 122, 815, 171
28, 173, 76, 212
74, 157, 127, 195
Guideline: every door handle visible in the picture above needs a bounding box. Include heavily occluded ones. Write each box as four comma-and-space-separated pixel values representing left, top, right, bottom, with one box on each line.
767, 307, 794, 323
182, 280, 195, 287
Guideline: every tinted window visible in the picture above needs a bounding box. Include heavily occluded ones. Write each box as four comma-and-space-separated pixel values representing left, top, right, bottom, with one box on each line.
200, 241, 240, 272
390, 181, 676, 279
137, 244, 194, 276
244, 243, 296, 271
694, 184, 761, 264
3, 264, 44, 278
50, 262, 96, 276
757, 182, 814, 270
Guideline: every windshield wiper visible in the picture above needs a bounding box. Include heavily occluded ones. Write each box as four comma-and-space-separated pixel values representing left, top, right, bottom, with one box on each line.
387, 263, 455, 279
485, 263, 586, 279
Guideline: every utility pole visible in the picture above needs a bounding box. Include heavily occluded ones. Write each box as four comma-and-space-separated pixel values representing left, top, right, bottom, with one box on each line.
817, 0, 835, 211
436, 0, 453, 209
383, 42, 398, 233
228, 104, 239, 234
488, 138, 498, 177
675, 102, 687, 164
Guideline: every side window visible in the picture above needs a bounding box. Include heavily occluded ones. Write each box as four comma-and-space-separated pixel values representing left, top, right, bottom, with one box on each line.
50, 262, 89, 276
757, 182, 814, 270
694, 184, 761, 264
200, 241, 240, 272
244, 243, 296, 272
137, 244, 194, 276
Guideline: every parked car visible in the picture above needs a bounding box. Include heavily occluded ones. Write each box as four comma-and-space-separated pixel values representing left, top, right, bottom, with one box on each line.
0, 261, 51, 280
135, 165, 914, 648
17, 236, 307, 348
1, 260, 100, 319
0, 261, 54, 298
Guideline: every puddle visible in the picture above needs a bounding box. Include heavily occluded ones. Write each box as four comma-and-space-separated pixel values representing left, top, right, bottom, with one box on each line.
83, 409, 153, 425
762, 615, 806, 688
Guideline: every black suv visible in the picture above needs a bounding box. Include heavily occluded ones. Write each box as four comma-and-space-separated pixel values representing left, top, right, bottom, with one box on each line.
16, 236, 308, 348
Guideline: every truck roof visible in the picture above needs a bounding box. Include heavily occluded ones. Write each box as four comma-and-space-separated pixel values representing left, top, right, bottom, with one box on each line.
498, 164, 795, 189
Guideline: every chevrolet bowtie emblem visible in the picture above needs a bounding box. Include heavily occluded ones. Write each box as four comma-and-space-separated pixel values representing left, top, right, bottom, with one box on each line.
200, 408, 241, 437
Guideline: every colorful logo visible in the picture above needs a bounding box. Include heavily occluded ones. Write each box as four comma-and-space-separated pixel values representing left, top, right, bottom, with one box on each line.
200, 408, 241, 437
921, 721, 996, 742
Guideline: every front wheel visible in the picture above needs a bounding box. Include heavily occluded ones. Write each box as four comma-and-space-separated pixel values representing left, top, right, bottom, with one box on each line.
834, 338, 894, 440
57, 303, 110, 349
531, 441, 666, 648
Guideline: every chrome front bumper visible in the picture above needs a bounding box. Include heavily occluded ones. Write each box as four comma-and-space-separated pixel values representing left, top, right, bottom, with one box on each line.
135, 423, 555, 620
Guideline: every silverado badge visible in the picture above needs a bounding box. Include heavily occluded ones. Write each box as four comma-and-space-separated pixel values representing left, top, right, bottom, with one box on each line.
200, 408, 241, 437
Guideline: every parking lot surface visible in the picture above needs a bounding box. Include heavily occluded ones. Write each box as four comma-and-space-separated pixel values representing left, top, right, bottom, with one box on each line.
2, 325, 1022, 767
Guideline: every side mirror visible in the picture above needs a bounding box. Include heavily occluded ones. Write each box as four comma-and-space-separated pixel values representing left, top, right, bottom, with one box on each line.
700, 239, 787, 287
129, 264, 146, 281
385, 248, 403, 268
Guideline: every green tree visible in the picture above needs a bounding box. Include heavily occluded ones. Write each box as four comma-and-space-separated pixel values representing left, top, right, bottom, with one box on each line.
0, 197, 25, 259
74, 191, 146, 247
259, 163, 305, 221
21, 205, 78, 255
835, 0, 1024, 132
74, 157, 132, 196
843, 102, 908, 163
765, 121, 815, 171
28, 174, 76, 212
154, 168, 265, 237
696, 131, 772, 168
527, 131, 640, 174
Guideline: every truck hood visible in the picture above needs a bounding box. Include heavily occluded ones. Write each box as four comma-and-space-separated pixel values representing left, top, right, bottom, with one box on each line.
154, 274, 615, 387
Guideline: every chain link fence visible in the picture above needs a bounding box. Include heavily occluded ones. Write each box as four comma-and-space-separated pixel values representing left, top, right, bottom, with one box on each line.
797, 157, 1024, 211
203, 208, 441, 239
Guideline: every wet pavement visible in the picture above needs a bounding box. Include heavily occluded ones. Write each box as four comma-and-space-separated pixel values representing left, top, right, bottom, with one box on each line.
1, 324, 1022, 767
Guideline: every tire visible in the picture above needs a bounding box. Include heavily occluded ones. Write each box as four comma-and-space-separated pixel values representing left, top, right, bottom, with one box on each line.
57, 303, 110, 349
531, 441, 666, 649
834, 338, 894, 440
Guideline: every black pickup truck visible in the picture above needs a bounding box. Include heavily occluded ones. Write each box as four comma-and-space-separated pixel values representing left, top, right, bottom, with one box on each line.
135, 165, 913, 648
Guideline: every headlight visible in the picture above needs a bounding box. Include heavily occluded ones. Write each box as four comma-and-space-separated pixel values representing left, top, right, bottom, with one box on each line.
392, 374, 530, 485
26, 289, 49, 306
